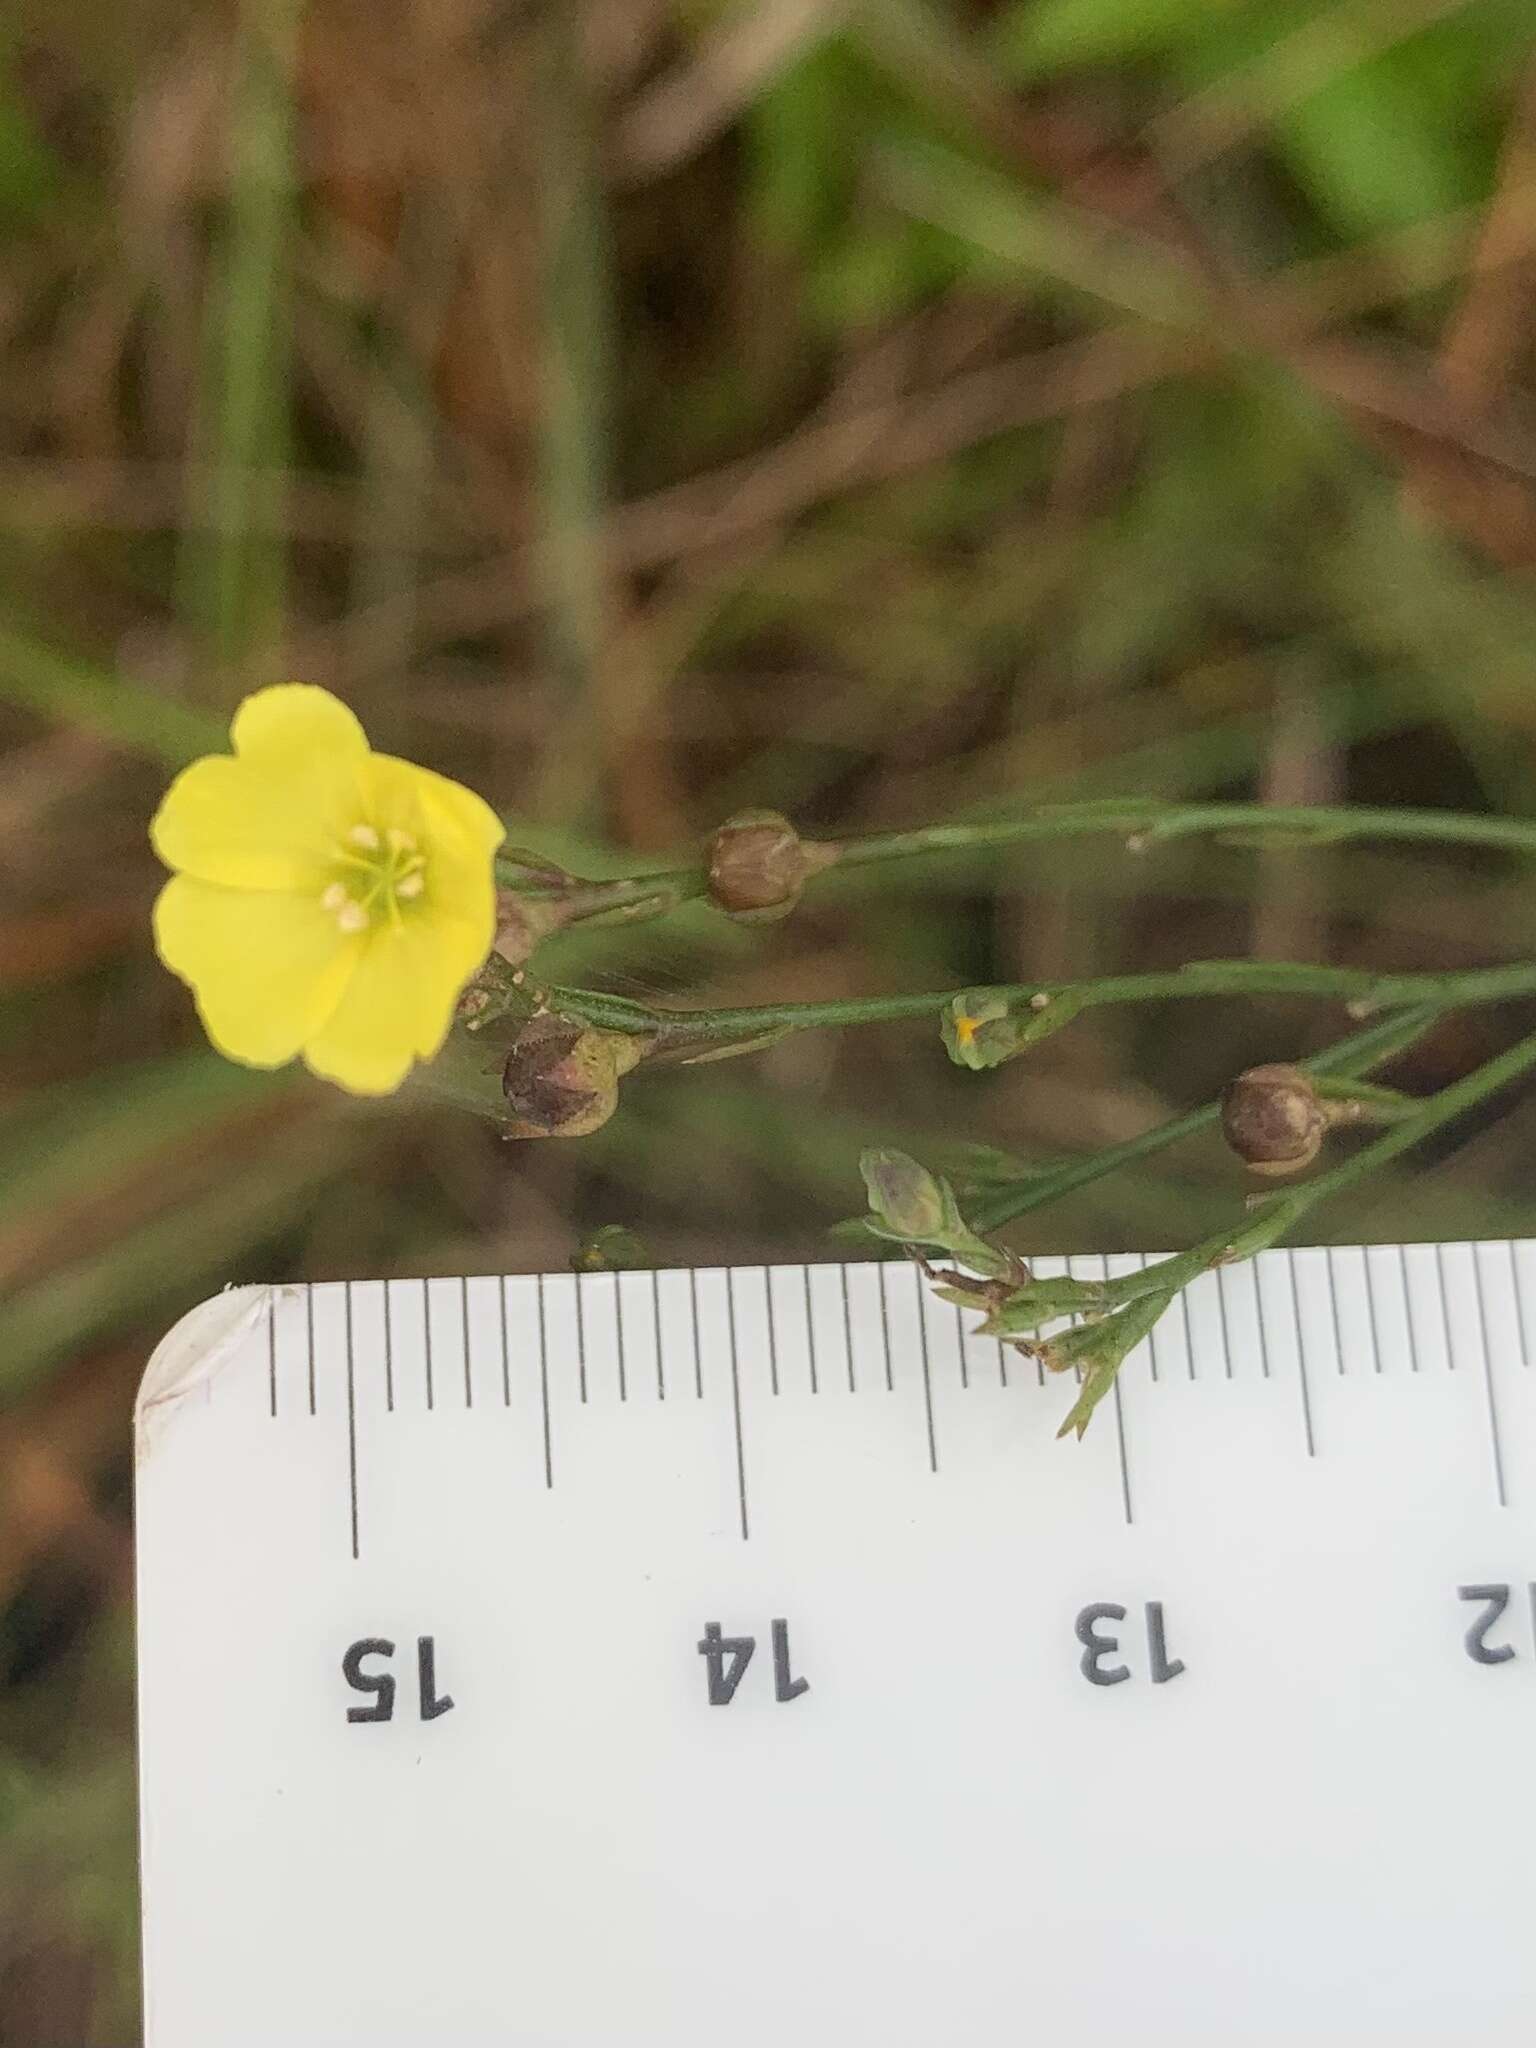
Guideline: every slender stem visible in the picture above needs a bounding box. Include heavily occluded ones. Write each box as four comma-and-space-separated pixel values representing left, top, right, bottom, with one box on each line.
551, 958, 1536, 1044
1097, 1024, 1536, 1311
966, 1006, 1442, 1233
496, 797, 1536, 926
1270, 1026, 1536, 1217
834, 800, 1536, 865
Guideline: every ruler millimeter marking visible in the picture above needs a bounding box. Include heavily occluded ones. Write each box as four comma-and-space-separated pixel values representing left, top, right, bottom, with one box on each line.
139, 1237, 1536, 2048
249, 1244, 1536, 1566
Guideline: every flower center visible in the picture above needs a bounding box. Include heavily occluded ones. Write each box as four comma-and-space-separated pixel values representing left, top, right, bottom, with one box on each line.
322, 822, 427, 933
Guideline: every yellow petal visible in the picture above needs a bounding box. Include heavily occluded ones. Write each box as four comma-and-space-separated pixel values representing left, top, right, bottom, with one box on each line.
231, 683, 368, 767
151, 755, 338, 890
300, 915, 474, 1095
154, 875, 359, 1069
152, 684, 372, 889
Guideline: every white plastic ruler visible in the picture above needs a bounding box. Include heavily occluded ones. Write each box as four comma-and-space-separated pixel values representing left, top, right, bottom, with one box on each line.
137, 1243, 1536, 2046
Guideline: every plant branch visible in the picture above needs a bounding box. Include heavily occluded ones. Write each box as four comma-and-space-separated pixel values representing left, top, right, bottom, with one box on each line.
1091, 1022, 1536, 1317
548, 958, 1536, 1046
966, 1005, 1442, 1232
495, 796, 1536, 931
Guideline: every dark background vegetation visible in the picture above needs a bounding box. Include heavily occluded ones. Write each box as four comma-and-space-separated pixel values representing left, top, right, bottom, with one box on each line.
4, 0, 1536, 2035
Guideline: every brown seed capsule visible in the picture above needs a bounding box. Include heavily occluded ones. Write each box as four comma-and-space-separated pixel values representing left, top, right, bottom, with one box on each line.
705, 810, 837, 921
501, 1015, 645, 1140
1220, 1063, 1330, 1176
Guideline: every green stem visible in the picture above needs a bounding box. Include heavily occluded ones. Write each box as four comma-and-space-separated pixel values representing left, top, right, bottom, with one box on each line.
496, 797, 1536, 926
1269, 1027, 1536, 1219
966, 1006, 1440, 1233
834, 799, 1536, 866
550, 958, 1536, 1044
1103, 1025, 1536, 1309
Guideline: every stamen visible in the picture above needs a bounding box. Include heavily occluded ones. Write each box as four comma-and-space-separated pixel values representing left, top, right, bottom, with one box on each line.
396, 872, 425, 899
321, 882, 348, 911
386, 828, 418, 854
348, 823, 381, 850
336, 900, 368, 934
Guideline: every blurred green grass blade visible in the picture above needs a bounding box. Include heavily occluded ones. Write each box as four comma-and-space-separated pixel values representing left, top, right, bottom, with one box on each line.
0, 1123, 350, 1406
0, 33, 61, 222
533, 7, 614, 821
1279, 47, 1477, 235
178, 0, 300, 677
0, 1052, 286, 1236
746, 32, 860, 253
875, 136, 1214, 328
0, 624, 223, 764
991, 0, 1241, 75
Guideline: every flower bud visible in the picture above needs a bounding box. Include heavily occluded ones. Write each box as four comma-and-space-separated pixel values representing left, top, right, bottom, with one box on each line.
860, 1148, 949, 1243
501, 1015, 643, 1140
942, 987, 1085, 1070
1221, 1063, 1330, 1176
706, 810, 837, 921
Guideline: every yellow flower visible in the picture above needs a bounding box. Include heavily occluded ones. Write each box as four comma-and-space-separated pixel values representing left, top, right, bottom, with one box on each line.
150, 684, 505, 1096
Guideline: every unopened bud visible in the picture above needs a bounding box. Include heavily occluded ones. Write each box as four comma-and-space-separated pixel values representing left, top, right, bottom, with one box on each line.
706, 810, 837, 921
860, 1148, 949, 1243
501, 1015, 644, 1140
942, 986, 1085, 1070
1221, 1063, 1352, 1176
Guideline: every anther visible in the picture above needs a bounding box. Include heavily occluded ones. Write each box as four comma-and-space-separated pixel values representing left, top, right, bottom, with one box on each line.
348, 823, 381, 850
336, 900, 368, 934
396, 873, 425, 899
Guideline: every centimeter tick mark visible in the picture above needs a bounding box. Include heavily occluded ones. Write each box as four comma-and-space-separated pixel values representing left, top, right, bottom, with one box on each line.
574, 1281, 588, 1404
306, 1287, 317, 1416
343, 1282, 359, 1562
614, 1275, 627, 1403
267, 1297, 277, 1418
1285, 1250, 1317, 1459
1098, 1255, 1133, 1526
913, 1265, 938, 1474
954, 1301, 969, 1390
536, 1273, 553, 1489
725, 1270, 749, 1541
